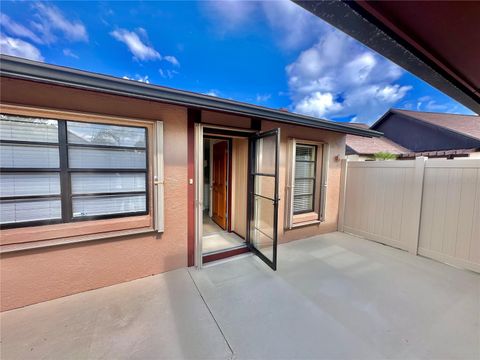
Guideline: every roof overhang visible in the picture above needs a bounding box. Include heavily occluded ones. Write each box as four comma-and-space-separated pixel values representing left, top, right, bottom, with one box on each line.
0, 55, 381, 138
294, 0, 480, 114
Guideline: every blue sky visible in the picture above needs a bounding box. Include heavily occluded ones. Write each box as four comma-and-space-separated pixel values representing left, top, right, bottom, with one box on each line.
0, 1, 476, 124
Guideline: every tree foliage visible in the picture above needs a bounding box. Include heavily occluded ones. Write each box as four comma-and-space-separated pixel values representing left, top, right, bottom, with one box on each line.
374, 151, 398, 161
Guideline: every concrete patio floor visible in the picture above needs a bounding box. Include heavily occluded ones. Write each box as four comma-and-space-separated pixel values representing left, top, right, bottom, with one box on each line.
1, 232, 479, 359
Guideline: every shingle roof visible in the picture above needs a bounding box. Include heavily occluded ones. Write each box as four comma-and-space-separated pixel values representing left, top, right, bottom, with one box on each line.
392, 109, 480, 141
346, 124, 409, 155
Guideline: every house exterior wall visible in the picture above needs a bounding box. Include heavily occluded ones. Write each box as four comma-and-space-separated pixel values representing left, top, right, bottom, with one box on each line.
0, 77, 345, 311
374, 113, 480, 152
0, 78, 189, 311
260, 121, 345, 243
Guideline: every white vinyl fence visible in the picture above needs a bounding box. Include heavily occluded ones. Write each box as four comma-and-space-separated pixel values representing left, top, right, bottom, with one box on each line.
339, 158, 480, 273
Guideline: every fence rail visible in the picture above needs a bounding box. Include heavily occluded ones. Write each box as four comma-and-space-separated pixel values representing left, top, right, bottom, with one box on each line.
339, 158, 480, 273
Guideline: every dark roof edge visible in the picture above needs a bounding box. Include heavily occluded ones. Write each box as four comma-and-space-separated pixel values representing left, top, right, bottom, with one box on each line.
0, 55, 381, 138
390, 108, 478, 117
345, 145, 358, 155
293, 1, 480, 114
372, 108, 480, 143
369, 109, 393, 130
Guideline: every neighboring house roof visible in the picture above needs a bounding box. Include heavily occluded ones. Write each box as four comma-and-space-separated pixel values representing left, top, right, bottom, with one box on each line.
392, 109, 480, 141
370, 108, 480, 153
0, 55, 381, 138
346, 124, 409, 155
347, 109, 480, 158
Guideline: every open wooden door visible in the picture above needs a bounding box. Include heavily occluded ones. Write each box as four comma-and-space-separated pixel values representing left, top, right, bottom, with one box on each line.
211, 141, 228, 229
248, 129, 280, 270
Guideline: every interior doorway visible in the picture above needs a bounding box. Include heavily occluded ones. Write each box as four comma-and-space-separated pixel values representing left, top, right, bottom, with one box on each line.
202, 136, 247, 257
194, 124, 280, 269
211, 140, 228, 230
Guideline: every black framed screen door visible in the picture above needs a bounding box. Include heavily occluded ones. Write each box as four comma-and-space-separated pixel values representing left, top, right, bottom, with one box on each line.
247, 128, 280, 270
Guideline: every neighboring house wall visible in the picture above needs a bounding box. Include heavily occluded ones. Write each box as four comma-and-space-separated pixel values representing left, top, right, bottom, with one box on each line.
374, 113, 480, 152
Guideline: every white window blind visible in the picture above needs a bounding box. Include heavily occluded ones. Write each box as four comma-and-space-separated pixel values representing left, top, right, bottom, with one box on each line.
67, 121, 148, 220
286, 139, 329, 228
0, 114, 61, 226
0, 113, 149, 228
293, 144, 316, 214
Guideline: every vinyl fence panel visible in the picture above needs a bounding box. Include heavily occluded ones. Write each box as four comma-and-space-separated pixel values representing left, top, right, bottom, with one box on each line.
418, 160, 480, 272
340, 158, 480, 273
342, 160, 418, 251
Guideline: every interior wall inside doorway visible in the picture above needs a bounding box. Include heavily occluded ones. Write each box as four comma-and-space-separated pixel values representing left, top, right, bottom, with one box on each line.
203, 138, 211, 214
231, 138, 248, 238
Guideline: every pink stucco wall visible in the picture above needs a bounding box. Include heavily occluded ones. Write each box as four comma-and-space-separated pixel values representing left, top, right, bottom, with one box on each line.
0, 78, 189, 311
0, 77, 345, 311
263, 120, 345, 243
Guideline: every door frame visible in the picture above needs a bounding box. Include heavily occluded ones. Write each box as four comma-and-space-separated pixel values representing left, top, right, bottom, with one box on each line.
247, 128, 280, 270
194, 124, 256, 268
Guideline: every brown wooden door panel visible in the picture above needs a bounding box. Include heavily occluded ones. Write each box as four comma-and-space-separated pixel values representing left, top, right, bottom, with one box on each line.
212, 141, 228, 229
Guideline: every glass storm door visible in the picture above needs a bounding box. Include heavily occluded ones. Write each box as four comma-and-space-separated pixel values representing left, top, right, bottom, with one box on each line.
248, 128, 280, 270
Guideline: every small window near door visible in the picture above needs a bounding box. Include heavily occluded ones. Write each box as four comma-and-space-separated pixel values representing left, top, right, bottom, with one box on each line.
286, 139, 329, 228
293, 144, 317, 214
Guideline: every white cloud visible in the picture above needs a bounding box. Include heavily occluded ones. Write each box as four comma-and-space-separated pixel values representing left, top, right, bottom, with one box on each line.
205, 0, 257, 31
111, 28, 160, 61
0, 34, 44, 61
256, 93, 271, 103
294, 92, 343, 118
0, 14, 43, 44
286, 28, 411, 124
158, 68, 178, 79
32, 3, 88, 43
122, 74, 150, 84
204, 90, 219, 97
63, 48, 78, 59
205, 0, 326, 50
413, 97, 464, 114
261, 0, 327, 50
164, 55, 180, 66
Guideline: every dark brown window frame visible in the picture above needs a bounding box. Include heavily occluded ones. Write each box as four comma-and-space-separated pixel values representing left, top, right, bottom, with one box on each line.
0, 114, 149, 229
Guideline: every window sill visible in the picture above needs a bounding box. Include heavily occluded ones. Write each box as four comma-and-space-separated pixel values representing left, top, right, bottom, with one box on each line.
290, 212, 322, 228
290, 219, 322, 229
0, 227, 155, 254
1, 215, 152, 246
293, 211, 319, 223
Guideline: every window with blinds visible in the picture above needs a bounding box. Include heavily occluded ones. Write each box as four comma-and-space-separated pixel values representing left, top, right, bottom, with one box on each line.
0, 114, 148, 228
293, 144, 317, 214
